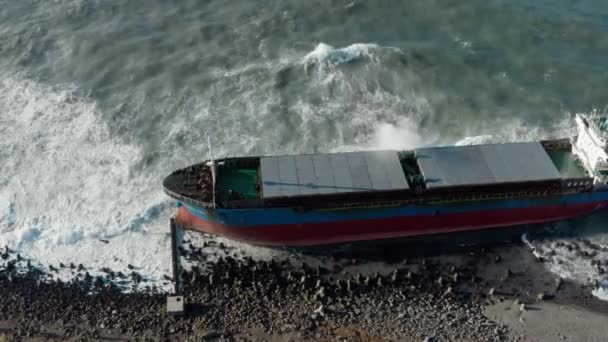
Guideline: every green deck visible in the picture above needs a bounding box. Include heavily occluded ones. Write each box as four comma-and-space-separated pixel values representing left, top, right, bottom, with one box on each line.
217, 168, 259, 200
546, 149, 588, 179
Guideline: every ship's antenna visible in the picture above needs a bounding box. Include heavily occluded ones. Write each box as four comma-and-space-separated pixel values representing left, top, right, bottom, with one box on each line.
206, 131, 216, 208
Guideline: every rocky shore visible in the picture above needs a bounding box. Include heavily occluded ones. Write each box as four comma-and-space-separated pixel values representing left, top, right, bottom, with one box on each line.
1, 234, 608, 341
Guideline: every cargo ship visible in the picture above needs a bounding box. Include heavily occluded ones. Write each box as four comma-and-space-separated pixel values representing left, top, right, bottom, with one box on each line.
163, 113, 608, 246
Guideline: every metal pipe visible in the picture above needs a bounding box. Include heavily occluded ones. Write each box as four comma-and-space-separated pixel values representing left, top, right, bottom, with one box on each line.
170, 217, 180, 295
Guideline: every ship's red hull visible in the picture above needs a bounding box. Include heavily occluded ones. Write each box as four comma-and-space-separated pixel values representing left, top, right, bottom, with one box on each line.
175, 202, 607, 246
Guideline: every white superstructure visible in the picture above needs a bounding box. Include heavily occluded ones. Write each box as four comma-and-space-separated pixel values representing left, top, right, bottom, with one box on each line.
572, 113, 608, 184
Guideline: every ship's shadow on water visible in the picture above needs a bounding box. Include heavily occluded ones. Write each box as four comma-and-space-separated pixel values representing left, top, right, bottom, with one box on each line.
285, 211, 608, 261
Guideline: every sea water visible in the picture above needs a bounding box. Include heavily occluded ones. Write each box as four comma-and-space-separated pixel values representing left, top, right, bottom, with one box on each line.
0, 0, 607, 296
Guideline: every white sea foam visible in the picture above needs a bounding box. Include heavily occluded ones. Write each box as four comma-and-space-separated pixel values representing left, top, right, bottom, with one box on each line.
522, 222, 608, 302
303, 43, 380, 67
455, 115, 574, 146
301, 42, 431, 153
302, 42, 392, 85
592, 280, 608, 301
0, 76, 174, 291
368, 118, 424, 150
455, 135, 495, 146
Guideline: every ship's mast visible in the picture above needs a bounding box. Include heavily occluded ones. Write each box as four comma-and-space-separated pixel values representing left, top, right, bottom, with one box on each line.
206, 131, 216, 208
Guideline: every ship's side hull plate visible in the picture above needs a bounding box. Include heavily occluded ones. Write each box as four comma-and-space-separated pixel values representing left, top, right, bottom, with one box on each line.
175, 193, 608, 246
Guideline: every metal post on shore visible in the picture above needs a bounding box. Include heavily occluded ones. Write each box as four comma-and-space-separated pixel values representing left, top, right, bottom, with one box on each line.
167, 217, 185, 316
170, 217, 180, 295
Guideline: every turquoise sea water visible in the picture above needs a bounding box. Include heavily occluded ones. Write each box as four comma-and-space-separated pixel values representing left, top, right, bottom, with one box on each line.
0, 0, 607, 294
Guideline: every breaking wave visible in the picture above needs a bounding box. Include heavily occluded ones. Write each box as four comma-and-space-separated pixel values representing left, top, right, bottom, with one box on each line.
0, 76, 174, 290
522, 219, 608, 302
303, 43, 381, 67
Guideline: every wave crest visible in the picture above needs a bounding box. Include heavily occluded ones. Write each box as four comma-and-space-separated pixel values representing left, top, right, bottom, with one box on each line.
303, 42, 380, 67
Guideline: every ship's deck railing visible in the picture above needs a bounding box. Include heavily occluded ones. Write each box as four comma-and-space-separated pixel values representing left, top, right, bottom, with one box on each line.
164, 173, 594, 211
317, 181, 593, 211
163, 187, 216, 209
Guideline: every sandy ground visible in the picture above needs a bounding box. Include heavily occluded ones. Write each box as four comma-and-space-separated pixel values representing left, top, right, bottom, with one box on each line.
485, 301, 608, 342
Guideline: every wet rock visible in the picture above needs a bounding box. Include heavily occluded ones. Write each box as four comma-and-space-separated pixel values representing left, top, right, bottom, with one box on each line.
202, 330, 221, 340
313, 304, 325, 317
94, 276, 104, 288
391, 270, 399, 283
555, 277, 563, 291
314, 287, 326, 301
286, 271, 295, 283
436, 276, 444, 287
131, 272, 141, 284
535, 255, 546, 263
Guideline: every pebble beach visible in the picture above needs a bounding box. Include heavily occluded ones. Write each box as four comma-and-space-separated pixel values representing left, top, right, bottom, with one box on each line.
2, 229, 608, 341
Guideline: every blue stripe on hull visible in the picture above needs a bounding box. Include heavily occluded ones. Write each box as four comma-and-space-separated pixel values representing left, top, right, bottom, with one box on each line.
181, 191, 608, 228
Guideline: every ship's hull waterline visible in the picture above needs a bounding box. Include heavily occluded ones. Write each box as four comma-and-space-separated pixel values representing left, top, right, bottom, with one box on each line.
175, 193, 608, 246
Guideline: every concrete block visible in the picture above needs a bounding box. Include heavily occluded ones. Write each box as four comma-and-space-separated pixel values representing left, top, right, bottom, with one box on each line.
167, 295, 185, 316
